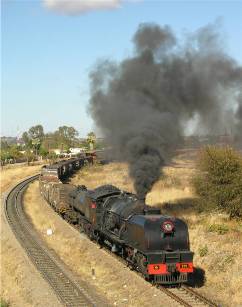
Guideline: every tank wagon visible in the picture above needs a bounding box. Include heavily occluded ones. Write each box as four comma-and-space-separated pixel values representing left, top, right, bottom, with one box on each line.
39, 158, 194, 284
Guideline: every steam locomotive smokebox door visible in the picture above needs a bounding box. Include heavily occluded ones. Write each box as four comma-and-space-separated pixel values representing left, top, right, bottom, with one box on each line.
127, 215, 190, 252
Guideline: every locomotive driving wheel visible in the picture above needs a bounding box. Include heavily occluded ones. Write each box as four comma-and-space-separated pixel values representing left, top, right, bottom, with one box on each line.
136, 253, 148, 276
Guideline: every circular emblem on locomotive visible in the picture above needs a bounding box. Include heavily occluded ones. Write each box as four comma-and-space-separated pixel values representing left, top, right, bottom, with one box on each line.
154, 265, 160, 270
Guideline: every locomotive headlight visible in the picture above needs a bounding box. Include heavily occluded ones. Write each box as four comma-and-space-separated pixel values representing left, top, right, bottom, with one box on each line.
162, 221, 174, 233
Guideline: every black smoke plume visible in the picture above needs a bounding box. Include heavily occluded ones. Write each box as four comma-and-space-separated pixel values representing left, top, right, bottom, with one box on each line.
235, 93, 242, 143
88, 22, 242, 199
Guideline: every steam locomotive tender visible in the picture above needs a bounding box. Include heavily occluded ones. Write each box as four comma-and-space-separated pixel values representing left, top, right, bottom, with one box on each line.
39, 159, 194, 285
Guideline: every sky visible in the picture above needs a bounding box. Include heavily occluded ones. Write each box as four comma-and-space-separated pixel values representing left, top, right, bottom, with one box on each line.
2, 0, 242, 137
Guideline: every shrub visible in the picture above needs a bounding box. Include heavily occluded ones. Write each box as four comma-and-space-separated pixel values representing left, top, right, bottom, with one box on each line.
39, 146, 49, 158
198, 245, 208, 257
192, 146, 242, 218
0, 298, 10, 307
47, 152, 57, 163
207, 223, 229, 235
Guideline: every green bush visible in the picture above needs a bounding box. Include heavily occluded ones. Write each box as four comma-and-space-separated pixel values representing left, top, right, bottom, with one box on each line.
0, 145, 24, 161
0, 298, 10, 307
193, 146, 242, 218
198, 245, 208, 257
207, 223, 229, 235
39, 146, 49, 157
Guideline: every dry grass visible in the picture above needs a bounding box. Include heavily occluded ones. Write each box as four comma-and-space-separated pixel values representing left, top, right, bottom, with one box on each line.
189, 214, 242, 306
69, 151, 242, 307
0, 164, 43, 193
70, 163, 135, 192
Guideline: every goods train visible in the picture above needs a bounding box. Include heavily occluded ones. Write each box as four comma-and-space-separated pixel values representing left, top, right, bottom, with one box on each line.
39, 157, 194, 284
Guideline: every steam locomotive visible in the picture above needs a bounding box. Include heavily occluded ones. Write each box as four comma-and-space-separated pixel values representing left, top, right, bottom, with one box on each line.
39, 157, 194, 284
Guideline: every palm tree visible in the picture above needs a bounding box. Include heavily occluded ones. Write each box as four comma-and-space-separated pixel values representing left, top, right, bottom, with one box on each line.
86, 132, 96, 150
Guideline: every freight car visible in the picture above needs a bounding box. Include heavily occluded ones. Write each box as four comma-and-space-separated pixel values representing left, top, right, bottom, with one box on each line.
39, 157, 86, 220
39, 159, 194, 285
40, 156, 93, 181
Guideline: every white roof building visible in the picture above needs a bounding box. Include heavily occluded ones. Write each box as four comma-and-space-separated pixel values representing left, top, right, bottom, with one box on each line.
69, 148, 84, 154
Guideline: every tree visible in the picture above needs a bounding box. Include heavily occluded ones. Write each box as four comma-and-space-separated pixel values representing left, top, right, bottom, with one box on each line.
86, 132, 96, 150
22, 125, 45, 157
39, 146, 49, 158
22, 131, 32, 148
57, 126, 78, 140
28, 125, 44, 140
25, 149, 35, 165
0, 150, 11, 161
0, 145, 23, 162
0, 140, 10, 150
32, 138, 41, 157
42, 133, 58, 151
55, 126, 78, 148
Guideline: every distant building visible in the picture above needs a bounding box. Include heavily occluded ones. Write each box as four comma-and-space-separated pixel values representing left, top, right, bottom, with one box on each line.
50, 149, 62, 155
69, 147, 84, 154
50, 148, 85, 158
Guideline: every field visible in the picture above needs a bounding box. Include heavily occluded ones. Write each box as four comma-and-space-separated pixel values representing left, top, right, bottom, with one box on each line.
1, 151, 242, 306
0, 163, 42, 194
69, 149, 242, 307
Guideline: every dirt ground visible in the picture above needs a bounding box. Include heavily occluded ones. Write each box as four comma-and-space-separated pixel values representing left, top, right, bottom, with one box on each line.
0, 164, 62, 307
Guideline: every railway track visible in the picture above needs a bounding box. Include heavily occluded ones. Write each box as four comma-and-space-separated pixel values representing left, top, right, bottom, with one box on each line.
4, 175, 98, 307
159, 285, 218, 307
101, 245, 219, 307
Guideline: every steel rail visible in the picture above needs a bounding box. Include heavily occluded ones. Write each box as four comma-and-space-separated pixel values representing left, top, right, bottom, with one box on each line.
160, 286, 193, 307
4, 175, 97, 307
160, 286, 219, 307
181, 285, 218, 307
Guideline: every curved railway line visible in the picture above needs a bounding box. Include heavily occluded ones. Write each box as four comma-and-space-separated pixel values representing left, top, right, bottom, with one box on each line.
4, 173, 219, 307
4, 175, 97, 307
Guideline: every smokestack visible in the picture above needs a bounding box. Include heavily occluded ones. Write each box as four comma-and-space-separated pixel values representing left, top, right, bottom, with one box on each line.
137, 197, 146, 210
88, 22, 242, 198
